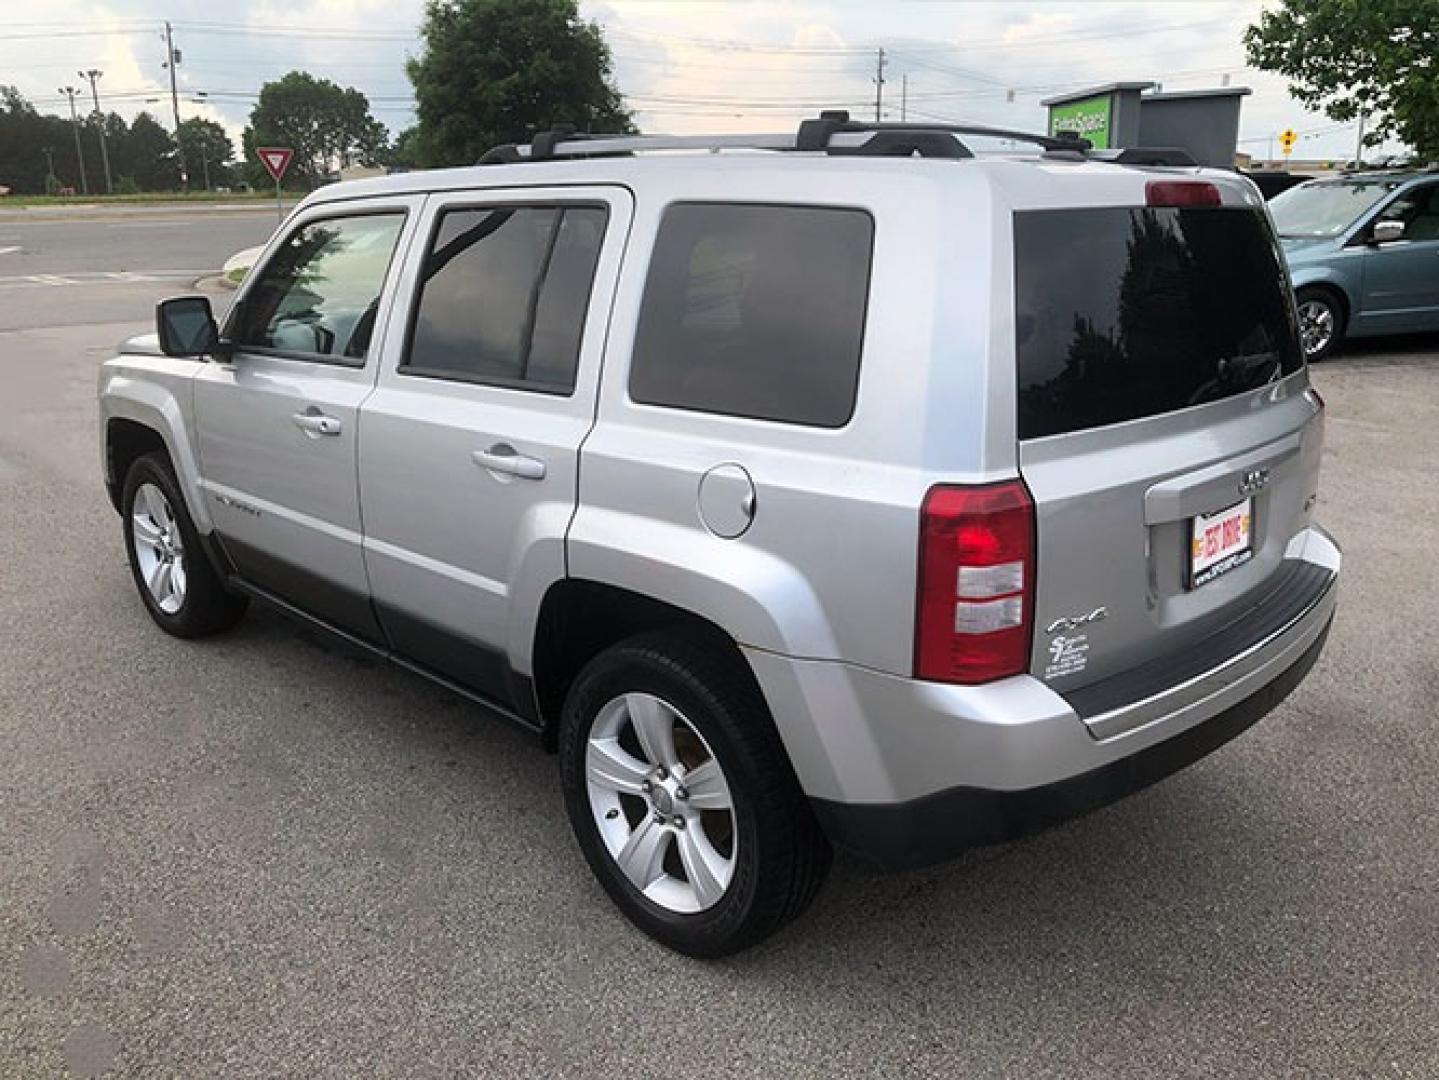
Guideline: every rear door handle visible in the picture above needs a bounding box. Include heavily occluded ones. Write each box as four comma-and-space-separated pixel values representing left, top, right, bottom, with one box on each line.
292, 411, 342, 437
472, 444, 546, 481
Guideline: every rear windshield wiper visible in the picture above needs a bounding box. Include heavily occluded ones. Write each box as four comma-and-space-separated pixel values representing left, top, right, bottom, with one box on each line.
1187, 351, 1282, 406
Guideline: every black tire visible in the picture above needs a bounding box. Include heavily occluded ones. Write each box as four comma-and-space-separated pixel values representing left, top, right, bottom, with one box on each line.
121, 452, 247, 638
1296, 286, 1346, 363
559, 630, 831, 958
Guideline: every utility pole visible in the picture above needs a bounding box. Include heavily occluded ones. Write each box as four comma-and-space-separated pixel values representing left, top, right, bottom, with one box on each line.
1354, 111, 1367, 169
873, 47, 887, 122
79, 69, 113, 194
164, 21, 189, 191
58, 86, 89, 195
42, 146, 56, 184
901, 74, 908, 122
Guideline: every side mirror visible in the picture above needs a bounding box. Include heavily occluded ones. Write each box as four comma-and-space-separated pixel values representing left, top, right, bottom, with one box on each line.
156, 296, 219, 358
1372, 219, 1407, 245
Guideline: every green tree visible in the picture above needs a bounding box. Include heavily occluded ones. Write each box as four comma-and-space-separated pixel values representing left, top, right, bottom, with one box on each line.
177, 118, 236, 189
407, 0, 633, 167
243, 72, 390, 189
114, 113, 180, 191
0, 87, 82, 194
1244, 1, 1439, 161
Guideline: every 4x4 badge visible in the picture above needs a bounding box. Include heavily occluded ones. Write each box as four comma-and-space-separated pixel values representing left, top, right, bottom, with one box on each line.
1046, 607, 1107, 635
1238, 467, 1270, 496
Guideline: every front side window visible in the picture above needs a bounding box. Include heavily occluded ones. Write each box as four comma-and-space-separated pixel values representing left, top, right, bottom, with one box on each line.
629, 203, 874, 428
1375, 184, 1439, 242
230, 213, 404, 360
403, 205, 608, 393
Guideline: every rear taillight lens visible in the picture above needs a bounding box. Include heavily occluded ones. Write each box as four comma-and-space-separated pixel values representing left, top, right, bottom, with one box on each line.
1146, 180, 1222, 207
915, 481, 1036, 684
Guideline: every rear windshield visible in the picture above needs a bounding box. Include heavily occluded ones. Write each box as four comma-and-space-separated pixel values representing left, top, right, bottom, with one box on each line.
1015, 207, 1302, 440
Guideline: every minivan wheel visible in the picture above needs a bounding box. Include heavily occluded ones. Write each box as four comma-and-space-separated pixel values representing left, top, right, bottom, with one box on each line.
121, 453, 247, 638
1296, 288, 1344, 362
559, 631, 831, 957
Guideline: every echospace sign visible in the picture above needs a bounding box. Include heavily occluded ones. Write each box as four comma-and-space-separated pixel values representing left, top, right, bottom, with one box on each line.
1048, 94, 1113, 149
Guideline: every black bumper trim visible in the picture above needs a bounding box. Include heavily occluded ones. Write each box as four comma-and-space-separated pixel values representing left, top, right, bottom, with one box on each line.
810, 615, 1332, 872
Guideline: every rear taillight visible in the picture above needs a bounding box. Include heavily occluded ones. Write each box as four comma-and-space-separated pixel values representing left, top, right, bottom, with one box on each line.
1146, 180, 1222, 208
915, 481, 1036, 684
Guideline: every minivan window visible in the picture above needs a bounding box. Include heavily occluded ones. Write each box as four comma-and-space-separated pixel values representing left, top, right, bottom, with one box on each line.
1269, 179, 1403, 238
230, 213, 405, 360
629, 203, 873, 428
404, 205, 607, 393
1015, 207, 1302, 440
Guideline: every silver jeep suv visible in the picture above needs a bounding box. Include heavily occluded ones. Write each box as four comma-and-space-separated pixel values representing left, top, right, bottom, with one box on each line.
99, 115, 1341, 957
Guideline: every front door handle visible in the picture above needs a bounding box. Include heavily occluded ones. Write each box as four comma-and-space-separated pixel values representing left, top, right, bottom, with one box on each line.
472, 444, 546, 481
292, 411, 342, 438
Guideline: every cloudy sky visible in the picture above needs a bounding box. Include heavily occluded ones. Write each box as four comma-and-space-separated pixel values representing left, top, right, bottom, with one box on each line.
0, 0, 1407, 165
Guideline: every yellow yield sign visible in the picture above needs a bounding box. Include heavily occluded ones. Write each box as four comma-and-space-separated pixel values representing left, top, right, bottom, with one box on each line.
1279, 128, 1299, 156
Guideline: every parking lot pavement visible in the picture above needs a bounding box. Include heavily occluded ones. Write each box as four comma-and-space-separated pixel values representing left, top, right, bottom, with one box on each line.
1, 257, 1436, 1075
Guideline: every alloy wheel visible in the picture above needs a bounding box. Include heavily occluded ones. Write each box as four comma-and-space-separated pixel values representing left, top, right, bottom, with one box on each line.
131, 482, 187, 615
585, 692, 737, 914
1297, 299, 1335, 359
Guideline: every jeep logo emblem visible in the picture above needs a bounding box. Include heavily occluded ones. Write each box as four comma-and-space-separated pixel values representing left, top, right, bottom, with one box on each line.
1238, 468, 1270, 496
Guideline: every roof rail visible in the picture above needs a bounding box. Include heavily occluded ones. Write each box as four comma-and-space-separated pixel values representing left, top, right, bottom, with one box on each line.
1087, 147, 1197, 167
794, 109, 1089, 154
478, 109, 1091, 165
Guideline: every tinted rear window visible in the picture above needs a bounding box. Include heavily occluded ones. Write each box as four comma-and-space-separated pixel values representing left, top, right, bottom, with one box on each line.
1015, 207, 1302, 440
629, 203, 873, 427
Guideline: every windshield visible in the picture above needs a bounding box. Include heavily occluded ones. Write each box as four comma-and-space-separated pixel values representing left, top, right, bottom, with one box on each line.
1269, 180, 1404, 237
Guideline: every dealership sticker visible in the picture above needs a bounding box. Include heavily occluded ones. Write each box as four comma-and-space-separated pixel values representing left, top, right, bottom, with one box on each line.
1044, 634, 1089, 680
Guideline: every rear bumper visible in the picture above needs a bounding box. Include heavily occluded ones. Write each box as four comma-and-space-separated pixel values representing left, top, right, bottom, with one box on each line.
743, 525, 1340, 871
810, 616, 1330, 870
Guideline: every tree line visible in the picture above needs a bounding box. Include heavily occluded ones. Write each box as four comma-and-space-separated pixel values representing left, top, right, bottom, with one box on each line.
0, 0, 630, 197
0, 88, 236, 195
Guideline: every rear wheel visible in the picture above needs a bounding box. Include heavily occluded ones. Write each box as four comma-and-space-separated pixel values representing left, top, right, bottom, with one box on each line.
559, 631, 831, 957
121, 453, 247, 637
1296, 287, 1345, 362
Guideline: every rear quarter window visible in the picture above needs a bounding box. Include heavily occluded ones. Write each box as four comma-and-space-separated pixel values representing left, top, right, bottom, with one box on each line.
1015, 206, 1302, 439
629, 203, 874, 427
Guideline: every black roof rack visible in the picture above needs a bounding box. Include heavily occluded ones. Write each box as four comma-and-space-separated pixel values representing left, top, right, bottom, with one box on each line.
477, 110, 1210, 167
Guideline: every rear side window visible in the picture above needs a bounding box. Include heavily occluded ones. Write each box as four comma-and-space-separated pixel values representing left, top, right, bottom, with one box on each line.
404, 205, 607, 394
630, 203, 873, 427
1015, 207, 1302, 440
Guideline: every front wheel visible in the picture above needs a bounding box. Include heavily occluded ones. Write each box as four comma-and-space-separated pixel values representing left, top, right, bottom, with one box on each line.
559, 632, 831, 957
1296, 288, 1345, 362
121, 453, 247, 637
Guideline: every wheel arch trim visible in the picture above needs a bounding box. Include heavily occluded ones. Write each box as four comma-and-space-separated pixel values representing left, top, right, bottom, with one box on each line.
101, 371, 213, 533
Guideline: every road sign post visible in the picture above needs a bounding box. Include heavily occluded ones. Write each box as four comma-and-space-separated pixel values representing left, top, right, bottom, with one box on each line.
256, 147, 294, 224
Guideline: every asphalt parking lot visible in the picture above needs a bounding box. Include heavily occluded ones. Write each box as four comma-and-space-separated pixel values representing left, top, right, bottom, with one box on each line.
1, 212, 1436, 1078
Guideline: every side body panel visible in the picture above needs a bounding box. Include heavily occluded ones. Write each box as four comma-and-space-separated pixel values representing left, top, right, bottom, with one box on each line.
1354, 180, 1439, 334
358, 185, 633, 692
570, 165, 1010, 675
192, 194, 426, 639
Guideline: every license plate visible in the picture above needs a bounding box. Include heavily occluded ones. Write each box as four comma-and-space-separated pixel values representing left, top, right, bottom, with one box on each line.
1189, 498, 1253, 588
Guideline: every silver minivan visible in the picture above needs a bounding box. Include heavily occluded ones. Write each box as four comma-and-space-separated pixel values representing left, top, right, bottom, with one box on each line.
101, 115, 1340, 956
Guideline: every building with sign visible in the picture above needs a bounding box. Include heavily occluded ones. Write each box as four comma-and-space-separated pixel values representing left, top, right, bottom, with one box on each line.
1043, 82, 1251, 168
